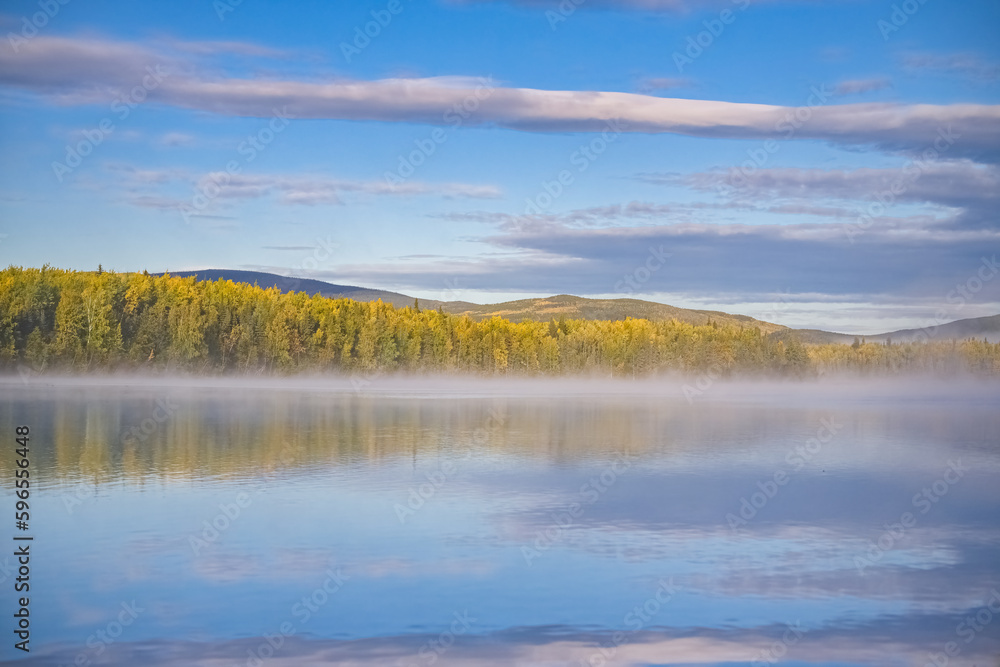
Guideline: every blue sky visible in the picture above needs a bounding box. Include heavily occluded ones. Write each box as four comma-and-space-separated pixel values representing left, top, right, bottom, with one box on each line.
0, 0, 998, 333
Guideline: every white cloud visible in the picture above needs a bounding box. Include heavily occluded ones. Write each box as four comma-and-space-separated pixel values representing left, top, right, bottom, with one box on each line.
656, 160, 1000, 218
3, 36, 999, 162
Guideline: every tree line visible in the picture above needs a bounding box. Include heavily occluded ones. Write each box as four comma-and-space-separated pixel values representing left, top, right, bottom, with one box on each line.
1, 266, 997, 376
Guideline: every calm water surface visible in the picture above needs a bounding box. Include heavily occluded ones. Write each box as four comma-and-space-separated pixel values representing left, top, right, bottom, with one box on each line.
1, 377, 999, 666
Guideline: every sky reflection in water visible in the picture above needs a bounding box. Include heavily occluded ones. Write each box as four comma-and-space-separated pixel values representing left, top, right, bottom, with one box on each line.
2, 377, 998, 666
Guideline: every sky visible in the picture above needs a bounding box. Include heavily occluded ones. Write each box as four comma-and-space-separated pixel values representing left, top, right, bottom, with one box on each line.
0, 0, 998, 334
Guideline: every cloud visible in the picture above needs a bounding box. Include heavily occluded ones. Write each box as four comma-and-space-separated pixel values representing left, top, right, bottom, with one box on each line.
833, 77, 892, 96
0, 36, 172, 100
666, 160, 1000, 228
326, 214, 1000, 303
157, 39, 288, 58
638, 77, 693, 92
901, 52, 1000, 81
764, 203, 856, 218
21, 621, 1000, 667
326, 156, 1000, 307
3, 36, 1000, 162
190, 173, 502, 205
109, 167, 501, 213
106, 164, 189, 185
127, 194, 193, 210
434, 201, 681, 228
351, 558, 495, 578
158, 131, 195, 147
397, 156, 1000, 307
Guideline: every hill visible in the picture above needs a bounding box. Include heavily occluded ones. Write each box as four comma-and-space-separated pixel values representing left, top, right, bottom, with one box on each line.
447, 294, 788, 333
161, 269, 999, 341
9, 265, 998, 376
872, 314, 1000, 343
159, 270, 439, 310
163, 270, 785, 332
768, 328, 856, 345
771, 314, 1000, 344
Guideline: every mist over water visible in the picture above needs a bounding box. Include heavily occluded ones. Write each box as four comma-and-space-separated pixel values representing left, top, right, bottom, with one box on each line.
2, 375, 999, 665
7, 370, 999, 399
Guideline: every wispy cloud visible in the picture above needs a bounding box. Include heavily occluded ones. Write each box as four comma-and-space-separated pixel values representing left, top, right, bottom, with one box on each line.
109, 167, 501, 213
158, 131, 195, 147
192, 173, 502, 205
900, 52, 1000, 81
638, 77, 693, 92
340, 154, 1000, 307
330, 214, 999, 302
665, 160, 1000, 228
3, 36, 999, 162
434, 202, 682, 228
833, 77, 892, 96
157, 39, 289, 59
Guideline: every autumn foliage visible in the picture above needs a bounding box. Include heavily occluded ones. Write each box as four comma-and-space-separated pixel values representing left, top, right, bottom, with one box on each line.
2, 266, 997, 376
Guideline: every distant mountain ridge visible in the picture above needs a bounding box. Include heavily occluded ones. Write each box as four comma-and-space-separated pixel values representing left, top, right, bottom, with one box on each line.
161, 270, 432, 309
161, 269, 786, 332
443, 294, 788, 333
772, 314, 1000, 344
162, 269, 1000, 342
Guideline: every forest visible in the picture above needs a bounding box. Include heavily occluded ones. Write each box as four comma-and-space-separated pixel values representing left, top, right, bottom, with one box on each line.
1, 266, 998, 377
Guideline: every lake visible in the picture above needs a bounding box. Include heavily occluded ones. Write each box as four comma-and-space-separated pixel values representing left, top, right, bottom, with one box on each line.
2, 376, 999, 666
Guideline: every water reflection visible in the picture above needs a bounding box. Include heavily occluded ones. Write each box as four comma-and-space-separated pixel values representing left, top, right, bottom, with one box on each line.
2, 377, 998, 666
